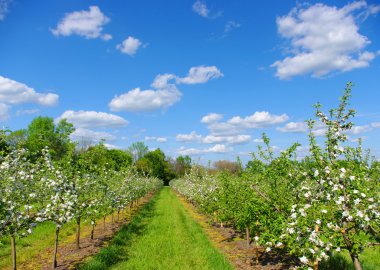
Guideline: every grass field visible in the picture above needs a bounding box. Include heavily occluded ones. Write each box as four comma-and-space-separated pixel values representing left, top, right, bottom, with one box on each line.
81, 187, 233, 270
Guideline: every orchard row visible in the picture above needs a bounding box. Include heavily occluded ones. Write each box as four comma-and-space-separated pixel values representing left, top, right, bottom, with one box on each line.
0, 146, 163, 269
171, 83, 380, 270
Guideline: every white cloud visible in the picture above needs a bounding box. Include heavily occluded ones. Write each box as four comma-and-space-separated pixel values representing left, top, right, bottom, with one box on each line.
204, 111, 289, 135
109, 65, 222, 112
272, 1, 379, 79
176, 131, 250, 145
16, 109, 40, 116
192, 1, 210, 18
371, 122, 380, 128
71, 128, 116, 142
51, 6, 111, 40
177, 66, 223, 84
0, 0, 11, 21
0, 76, 58, 106
277, 121, 308, 133
109, 87, 182, 112
347, 125, 372, 134
151, 74, 176, 89
253, 138, 264, 143
202, 134, 251, 145
176, 131, 202, 142
192, 1, 222, 19
104, 143, 119, 149
145, 136, 167, 143
201, 113, 223, 124
57, 110, 128, 128
178, 144, 231, 156
0, 103, 9, 121
116, 36, 142, 56
351, 136, 368, 143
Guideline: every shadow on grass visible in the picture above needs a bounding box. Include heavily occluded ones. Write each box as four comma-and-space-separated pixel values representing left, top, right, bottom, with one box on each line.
78, 194, 159, 270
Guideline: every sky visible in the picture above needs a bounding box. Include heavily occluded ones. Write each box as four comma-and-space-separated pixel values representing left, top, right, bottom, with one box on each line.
0, 0, 380, 165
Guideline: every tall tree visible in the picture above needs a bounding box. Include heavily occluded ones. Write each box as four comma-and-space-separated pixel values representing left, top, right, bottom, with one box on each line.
127, 141, 149, 163
25, 116, 75, 159
174, 155, 192, 177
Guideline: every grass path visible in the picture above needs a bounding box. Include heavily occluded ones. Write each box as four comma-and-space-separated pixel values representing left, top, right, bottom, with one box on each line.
81, 187, 233, 270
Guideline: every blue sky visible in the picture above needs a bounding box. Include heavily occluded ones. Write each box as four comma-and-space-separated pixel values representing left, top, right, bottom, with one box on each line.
1, 0, 380, 164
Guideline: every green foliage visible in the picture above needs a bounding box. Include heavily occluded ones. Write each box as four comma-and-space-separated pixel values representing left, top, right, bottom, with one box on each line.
25, 116, 75, 160
127, 141, 149, 163
171, 83, 380, 270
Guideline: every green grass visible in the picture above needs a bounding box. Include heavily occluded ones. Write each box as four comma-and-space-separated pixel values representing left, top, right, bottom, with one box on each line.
0, 215, 105, 269
320, 246, 380, 270
80, 187, 233, 270
0, 221, 74, 269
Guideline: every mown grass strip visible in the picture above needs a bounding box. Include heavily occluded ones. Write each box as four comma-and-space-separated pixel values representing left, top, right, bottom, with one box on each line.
81, 187, 233, 270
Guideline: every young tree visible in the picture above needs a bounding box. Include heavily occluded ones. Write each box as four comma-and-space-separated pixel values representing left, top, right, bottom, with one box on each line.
37, 148, 77, 269
281, 83, 380, 270
0, 149, 38, 270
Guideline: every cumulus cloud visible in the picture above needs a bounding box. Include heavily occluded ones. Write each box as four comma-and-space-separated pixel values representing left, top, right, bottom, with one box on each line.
371, 122, 380, 128
204, 111, 289, 135
116, 36, 142, 56
201, 113, 223, 124
202, 134, 251, 145
71, 127, 116, 142
56, 110, 128, 128
347, 124, 372, 134
51, 6, 111, 40
176, 131, 250, 145
176, 66, 223, 84
109, 87, 182, 112
145, 136, 167, 143
0, 103, 9, 121
272, 1, 379, 79
104, 143, 119, 149
277, 121, 308, 133
0, 76, 58, 106
176, 131, 202, 142
178, 144, 231, 156
151, 74, 176, 89
253, 138, 264, 143
109, 65, 222, 112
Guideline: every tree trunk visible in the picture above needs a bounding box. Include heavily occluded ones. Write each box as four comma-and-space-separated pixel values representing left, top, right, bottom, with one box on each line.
91, 223, 95, 240
53, 226, 60, 269
10, 234, 16, 270
254, 237, 259, 265
117, 209, 120, 222
76, 217, 81, 249
314, 225, 319, 270
350, 253, 363, 270
103, 216, 106, 231
246, 226, 250, 247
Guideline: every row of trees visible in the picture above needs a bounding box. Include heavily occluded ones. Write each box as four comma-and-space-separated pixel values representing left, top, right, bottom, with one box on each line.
171, 83, 380, 270
0, 144, 163, 269
0, 116, 169, 269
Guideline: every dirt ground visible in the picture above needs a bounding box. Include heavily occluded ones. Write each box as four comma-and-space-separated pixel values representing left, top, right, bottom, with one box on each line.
176, 194, 298, 270
17, 194, 154, 270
